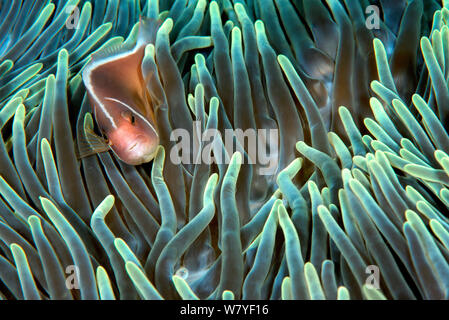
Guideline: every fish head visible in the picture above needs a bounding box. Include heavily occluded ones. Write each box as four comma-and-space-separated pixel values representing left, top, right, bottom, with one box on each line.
97, 97, 159, 165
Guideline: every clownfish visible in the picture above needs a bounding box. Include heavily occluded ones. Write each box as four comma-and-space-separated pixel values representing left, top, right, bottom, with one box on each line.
81, 18, 160, 165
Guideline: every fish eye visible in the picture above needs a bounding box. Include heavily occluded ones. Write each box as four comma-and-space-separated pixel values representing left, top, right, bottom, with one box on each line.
121, 110, 136, 125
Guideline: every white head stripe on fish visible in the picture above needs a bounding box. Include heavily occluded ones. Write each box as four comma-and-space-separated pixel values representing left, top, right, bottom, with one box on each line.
103, 97, 158, 135
82, 45, 143, 131
94, 102, 117, 130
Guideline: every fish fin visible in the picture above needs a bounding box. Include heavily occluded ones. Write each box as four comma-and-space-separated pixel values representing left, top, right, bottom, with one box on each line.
76, 140, 110, 159
89, 41, 133, 65
89, 16, 161, 64
75, 113, 110, 159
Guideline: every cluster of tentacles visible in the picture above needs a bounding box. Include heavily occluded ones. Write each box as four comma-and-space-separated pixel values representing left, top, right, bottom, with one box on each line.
0, 0, 448, 300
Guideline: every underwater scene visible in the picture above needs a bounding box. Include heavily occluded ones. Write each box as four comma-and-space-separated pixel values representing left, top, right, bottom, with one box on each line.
0, 0, 448, 301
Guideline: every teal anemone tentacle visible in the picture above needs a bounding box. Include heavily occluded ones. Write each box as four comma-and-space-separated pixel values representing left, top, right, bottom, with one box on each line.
96, 266, 116, 300
255, 20, 304, 171
10, 243, 41, 300
40, 138, 105, 263
278, 203, 308, 299
0, 253, 22, 299
155, 19, 193, 137
0, 220, 47, 290
403, 222, 445, 299
146, 146, 177, 282
53, 50, 92, 222
217, 153, 244, 299
155, 173, 218, 299
15, 0, 80, 69
278, 55, 331, 156
117, 161, 161, 224
304, 262, 326, 300
98, 151, 160, 246
276, 158, 309, 257
320, 260, 338, 300
296, 141, 342, 205
242, 199, 279, 299
12, 104, 54, 211
210, 1, 234, 123
90, 195, 138, 299
125, 261, 163, 300
308, 181, 328, 275
40, 198, 98, 300
173, 275, 200, 300
318, 205, 367, 288
35, 75, 55, 183
143, 42, 187, 226
28, 216, 72, 300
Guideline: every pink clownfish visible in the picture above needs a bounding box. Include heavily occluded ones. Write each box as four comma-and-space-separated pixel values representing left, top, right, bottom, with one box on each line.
81, 18, 160, 165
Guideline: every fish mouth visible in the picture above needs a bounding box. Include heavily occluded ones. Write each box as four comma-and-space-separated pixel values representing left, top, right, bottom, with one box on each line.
128, 141, 139, 151
128, 135, 147, 152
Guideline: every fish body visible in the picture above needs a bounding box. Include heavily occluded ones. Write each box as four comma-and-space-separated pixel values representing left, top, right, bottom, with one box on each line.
82, 18, 160, 165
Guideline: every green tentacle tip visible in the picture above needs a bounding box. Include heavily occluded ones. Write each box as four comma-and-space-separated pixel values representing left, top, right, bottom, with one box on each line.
144, 44, 156, 58
337, 287, 350, 300
125, 261, 163, 300
362, 285, 387, 300
172, 275, 199, 300
222, 290, 235, 300
96, 266, 116, 300
92, 195, 115, 221
160, 18, 174, 33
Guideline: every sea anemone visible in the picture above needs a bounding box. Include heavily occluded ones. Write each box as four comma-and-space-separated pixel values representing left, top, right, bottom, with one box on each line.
0, 0, 448, 300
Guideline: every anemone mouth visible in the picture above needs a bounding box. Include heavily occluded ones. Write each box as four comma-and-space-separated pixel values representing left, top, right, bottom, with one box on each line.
0, 0, 448, 301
